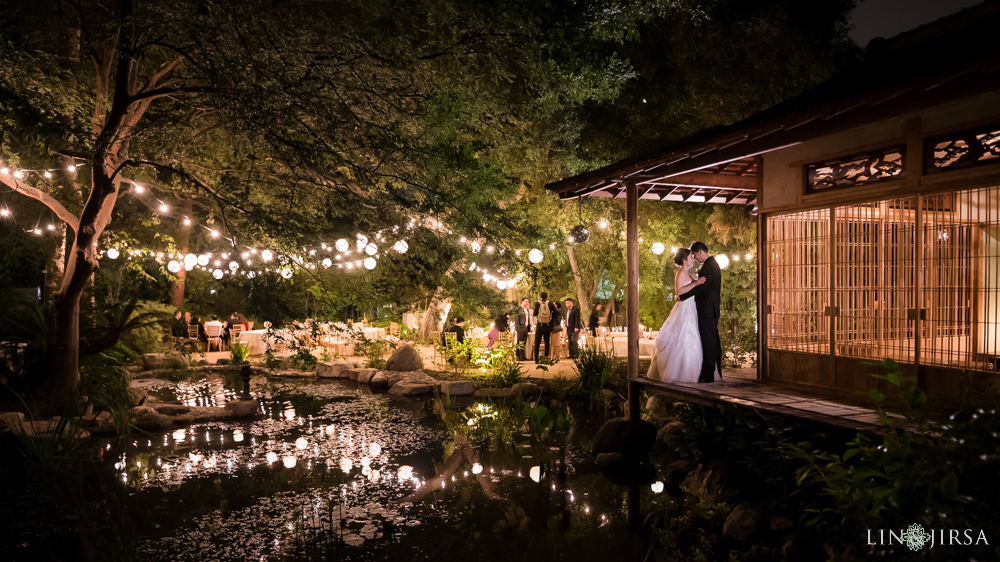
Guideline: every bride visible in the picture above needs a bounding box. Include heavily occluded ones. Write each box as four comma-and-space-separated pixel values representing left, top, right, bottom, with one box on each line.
646, 248, 706, 383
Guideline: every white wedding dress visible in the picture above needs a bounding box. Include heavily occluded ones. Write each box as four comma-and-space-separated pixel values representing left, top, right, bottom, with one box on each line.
646, 281, 705, 383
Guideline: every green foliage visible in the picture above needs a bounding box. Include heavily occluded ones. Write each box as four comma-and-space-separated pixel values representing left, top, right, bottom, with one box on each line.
646, 491, 738, 562
229, 341, 251, 364
438, 337, 481, 378
80, 353, 133, 436
354, 335, 391, 370
573, 345, 626, 396
473, 345, 526, 388
118, 300, 174, 357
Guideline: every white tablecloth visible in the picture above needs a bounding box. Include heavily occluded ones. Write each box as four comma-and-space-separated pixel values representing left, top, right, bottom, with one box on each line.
588, 336, 657, 358
239, 329, 293, 355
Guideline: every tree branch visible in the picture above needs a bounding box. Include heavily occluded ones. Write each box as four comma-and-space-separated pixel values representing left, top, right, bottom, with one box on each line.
0, 171, 80, 233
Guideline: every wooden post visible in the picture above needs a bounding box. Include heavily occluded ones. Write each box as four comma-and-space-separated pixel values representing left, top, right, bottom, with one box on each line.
626, 179, 640, 423
756, 156, 766, 381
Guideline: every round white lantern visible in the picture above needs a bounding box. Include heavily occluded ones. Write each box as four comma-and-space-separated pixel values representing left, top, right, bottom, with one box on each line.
470, 242, 481, 253
363, 257, 377, 270
261, 249, 273, 262
651, 242, 665, 255
281, 267, 293, 279
212, 269, 224, 279
716, 254, 730, 269
197, 254, 209, 266
356, 234, 368, 249
528, 249, 543, 264
167, 260, 181, 273
228, 261, 239, 271
322, 258, 332, 268
106, 248, 120, 259
394, 240, 408, 253
365, 243, 378, 256
335, 239, 349, 252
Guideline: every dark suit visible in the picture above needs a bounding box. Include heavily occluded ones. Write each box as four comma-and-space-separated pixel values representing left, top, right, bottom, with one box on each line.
533, 300, 557, 360
680, 256, 722, 382
514, 307, 532, 360
565, 306, 581, 358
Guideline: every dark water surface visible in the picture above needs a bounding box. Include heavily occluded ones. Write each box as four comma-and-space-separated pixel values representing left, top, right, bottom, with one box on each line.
91, 376, 646, 561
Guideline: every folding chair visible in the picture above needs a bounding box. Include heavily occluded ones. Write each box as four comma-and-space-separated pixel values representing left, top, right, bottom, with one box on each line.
205, 324, 224, 352
187, 324, 203, 351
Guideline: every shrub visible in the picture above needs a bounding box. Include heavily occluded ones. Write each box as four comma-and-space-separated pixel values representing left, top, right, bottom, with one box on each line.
573, 345, 624, 395
119, 300, 173, 356
229, 341, 251, 364
473, 345, 526, 387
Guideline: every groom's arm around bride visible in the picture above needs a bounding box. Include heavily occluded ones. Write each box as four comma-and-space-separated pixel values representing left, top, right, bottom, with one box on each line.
679, 242, 722, 382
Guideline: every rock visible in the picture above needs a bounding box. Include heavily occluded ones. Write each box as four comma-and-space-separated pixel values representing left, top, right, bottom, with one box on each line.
591, 417, 656, 464
280, 356, 294, 369
225, 399, 261, 417
388, 381, 436, 396
600, 388, 622, 403
172, 414, 195, 426
439, 381, 475, 395
595, 452, 624, 467
317, 361, 353, 378
347, 369, 362, 381
722, 502, 770, 543
656, 420, 684, 446
197, 359, 210, 366
370, 372, 388, 387
473, 388, 514, 399
385, 371, 409, 388
662, 460, 691, 484
0, 412, 25, 432
186, 406, 235, 421
80, 411, 117, 434
126, 387, 148, 407
16, 420, 91, 439
511, 382, 539, 394
771, 516, 794, 533
384, 344, 423, 371
131, 406, 175, 432
356, 368, 379, 384
155, 404, 191, 416
216, 358, 232, 366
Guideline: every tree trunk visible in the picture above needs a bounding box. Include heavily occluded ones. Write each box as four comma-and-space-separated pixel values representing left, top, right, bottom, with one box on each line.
44, 222, 67, 303
566, 244, 588, 316
418, 286, 451, 339
169, 197, 192, 307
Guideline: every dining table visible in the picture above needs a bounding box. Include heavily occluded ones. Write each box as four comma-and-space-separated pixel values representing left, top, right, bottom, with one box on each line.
587, 335, 658, 359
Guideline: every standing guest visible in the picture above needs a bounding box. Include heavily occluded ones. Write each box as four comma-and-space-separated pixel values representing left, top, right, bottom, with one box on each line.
533, 292, 557, 362
487, 314, 510, 349
514, 298, 533, 361
565, 298, 581, 358
171, 310, 187, 337
589, 303, 603, 337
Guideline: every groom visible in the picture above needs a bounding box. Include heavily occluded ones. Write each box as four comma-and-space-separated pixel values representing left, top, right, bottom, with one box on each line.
678, 241, 722, 383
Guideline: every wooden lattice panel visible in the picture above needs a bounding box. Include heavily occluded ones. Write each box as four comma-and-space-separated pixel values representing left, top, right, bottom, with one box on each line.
766, 210, 830, 353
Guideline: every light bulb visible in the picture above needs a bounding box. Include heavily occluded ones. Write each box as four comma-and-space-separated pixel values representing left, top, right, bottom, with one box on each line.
182, 218, 191, 226
43, 171, 52, 179
67, 164, 76, 172
159, 203, 168, 213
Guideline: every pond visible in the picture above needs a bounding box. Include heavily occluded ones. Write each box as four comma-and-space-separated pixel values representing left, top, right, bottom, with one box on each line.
15, 375, 665, 561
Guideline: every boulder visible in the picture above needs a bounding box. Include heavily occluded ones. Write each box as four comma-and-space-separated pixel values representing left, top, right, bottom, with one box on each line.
600, 388, 622, 403
356, 368, 379, 384
511, 382, 539, 395
0, 412, 25, 433
131, 406, 175, 432
722, 502, 770, 543
473, 388, 514, 399
771, 516, 794, 533
171, 414, 195, 426
595, 452, 624, 468
155, 404, 191, 416
80, 411, 117, 434
656, 420, 684, 446
388, 381, 436, 396
662, 460, 691, 485
317, 361, 353, 378
591, 417, 656, 464
384, 344, 423, 371
126, 387, 149, 407
187, 406, 235, 421
225, 399, 261, 417
439, 381, 475, 396
370, 372, 388, 387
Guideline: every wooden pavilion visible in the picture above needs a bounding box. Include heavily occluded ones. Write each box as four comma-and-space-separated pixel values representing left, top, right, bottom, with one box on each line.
547, 2, 1000, 409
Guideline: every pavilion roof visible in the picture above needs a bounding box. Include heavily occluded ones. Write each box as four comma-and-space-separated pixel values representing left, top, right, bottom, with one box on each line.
548, 1, 1000, 204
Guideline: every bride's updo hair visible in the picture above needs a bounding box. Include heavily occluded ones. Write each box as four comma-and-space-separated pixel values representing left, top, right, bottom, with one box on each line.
673, 247, 691, 267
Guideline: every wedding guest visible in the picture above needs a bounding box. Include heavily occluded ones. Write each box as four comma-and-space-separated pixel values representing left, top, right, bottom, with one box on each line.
230, 311, 249, 330
402, 308, 419, 331
533, 292, 557, 361
515, 298, 533, 361
445, 316, 466, 344
441, 317, 457, 347
171, 310, 187, 337
589, 303, 603, 337
565, 298, 581, 359
204, 314, 225, 348
487, 314, 509, 349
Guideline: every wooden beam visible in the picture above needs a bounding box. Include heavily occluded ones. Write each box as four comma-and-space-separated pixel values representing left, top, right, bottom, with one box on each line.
646, 171, 757, 190
626, 179, 640, 424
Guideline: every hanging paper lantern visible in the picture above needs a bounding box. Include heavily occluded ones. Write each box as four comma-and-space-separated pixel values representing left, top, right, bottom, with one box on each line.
321, 258, 332, 268
497, 280, 506, 290
197, 254, 209, 266
183, 253, 198, 270
528, 249, 543, 264
365, 243, 378, 256
212, 269, 224, 279
167, 260, 181, 273
651, 242, 665, 255
106, 248, 120, 259
651, 481, 664, 493
280, 267, 293, 279
228, 261, 239, 271
247, 271, 256, 279
716, 254, 730, 269
470, 242, 481, 253
356, 234, 368, 250
363, 257, 377, 270
469, 262, 476, 271
394, 240, 408, 253
261, 249, 273, 262
335, 239, 349, 252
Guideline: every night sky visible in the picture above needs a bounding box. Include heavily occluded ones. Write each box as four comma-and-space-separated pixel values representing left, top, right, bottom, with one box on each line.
849, 0, 983, 46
